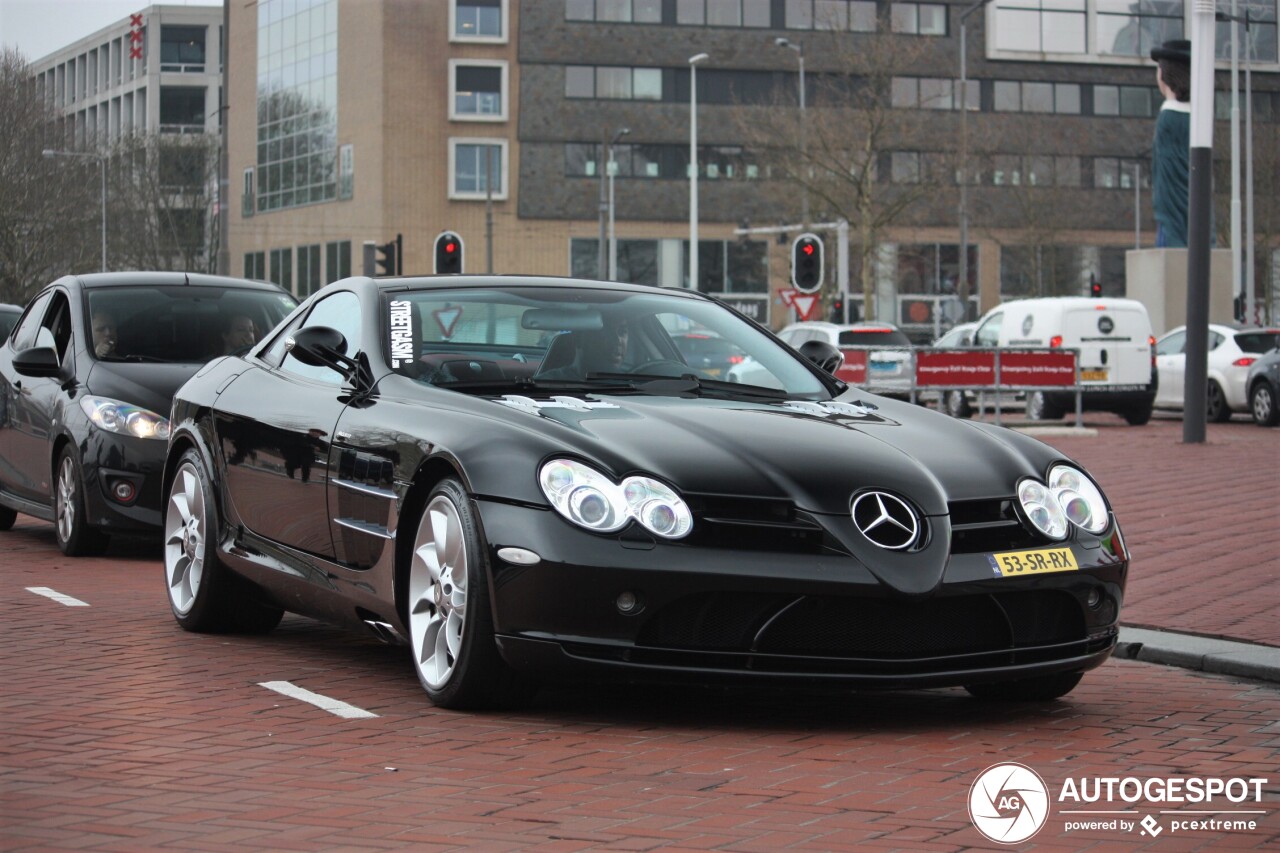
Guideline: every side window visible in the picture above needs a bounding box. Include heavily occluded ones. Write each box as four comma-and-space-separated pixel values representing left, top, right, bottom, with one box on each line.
41, 292, 74, 365
1208, 331, 1225, 350
9, 293, 52, 351
974, 313, 1003, 347
280, 291, 363, 384
1156, 330, 1186, 356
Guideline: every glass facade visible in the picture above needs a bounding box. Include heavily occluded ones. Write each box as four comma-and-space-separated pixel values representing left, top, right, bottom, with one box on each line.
256, 0, 339, 212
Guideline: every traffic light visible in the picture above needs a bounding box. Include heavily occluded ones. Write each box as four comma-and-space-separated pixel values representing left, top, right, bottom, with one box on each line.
434, 231, 464, 275
376, 233, 403, 277
791, 233, 823, 293
1089, 275, 1102, 298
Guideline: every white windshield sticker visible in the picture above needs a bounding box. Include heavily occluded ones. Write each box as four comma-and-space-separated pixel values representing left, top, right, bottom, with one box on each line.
389, 300, 413, 368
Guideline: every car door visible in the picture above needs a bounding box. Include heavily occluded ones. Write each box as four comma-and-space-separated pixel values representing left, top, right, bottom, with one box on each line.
213, 291, 363, 558
4, 290, 75, 502
1155, 330, 1186, 407
0, 292, 53, 500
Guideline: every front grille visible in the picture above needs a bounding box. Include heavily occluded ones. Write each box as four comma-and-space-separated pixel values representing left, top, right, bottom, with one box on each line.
949, 498, 1040, 553
682, 495, 831, 554
631, 589, 1086, 671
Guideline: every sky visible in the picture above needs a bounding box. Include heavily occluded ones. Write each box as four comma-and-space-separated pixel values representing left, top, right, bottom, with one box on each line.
1, 0, 221, 63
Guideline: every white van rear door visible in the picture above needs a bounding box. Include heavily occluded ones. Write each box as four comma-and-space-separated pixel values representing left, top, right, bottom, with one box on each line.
1063, 307, 1152, 386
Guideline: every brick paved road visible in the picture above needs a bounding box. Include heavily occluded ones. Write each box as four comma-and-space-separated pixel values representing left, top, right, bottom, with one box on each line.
1, 416, 1277, 851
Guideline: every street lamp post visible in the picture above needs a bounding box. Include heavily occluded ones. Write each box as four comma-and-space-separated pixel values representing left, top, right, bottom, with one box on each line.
1217, 7, 1259, 323
774, 37, 807, 225
958, 0, 994, 313
689, 52, 709, 290
44, 149, 107, 272
607, 127, 630, 281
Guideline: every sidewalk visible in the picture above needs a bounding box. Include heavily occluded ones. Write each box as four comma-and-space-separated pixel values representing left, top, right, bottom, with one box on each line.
1012, 411, 1280, 682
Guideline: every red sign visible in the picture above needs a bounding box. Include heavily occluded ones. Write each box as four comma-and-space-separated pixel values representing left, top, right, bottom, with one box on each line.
836, 349, 868, 384
915, 350, 996, 387
999, 351, 1076, 387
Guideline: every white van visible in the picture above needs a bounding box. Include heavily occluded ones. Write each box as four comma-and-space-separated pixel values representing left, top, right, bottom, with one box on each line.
970, 297, 1157, 424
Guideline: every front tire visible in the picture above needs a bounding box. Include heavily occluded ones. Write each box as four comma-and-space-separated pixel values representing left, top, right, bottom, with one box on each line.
1250, 381, 1279, 426
164, 449, 283, 633
1206, 380, 1231, 422
965, 671, 1082, 702
406, 479, 531, 709
54, 448, 109, 556
943, 390, 972, 419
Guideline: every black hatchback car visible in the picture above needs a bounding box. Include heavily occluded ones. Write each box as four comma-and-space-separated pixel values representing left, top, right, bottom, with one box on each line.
0, 272, 296, 553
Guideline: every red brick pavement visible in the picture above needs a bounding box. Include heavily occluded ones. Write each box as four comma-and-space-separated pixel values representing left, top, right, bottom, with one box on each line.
1030, 414, 1279, 647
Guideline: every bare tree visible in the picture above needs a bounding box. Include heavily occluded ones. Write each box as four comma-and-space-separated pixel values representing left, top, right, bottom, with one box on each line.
730, 32, 942, 321
0, 48, 99, 303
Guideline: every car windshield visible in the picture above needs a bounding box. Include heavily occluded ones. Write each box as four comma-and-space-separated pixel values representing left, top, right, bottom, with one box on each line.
384, 286, 830, 398
838, 329, 913, 347
85, 286, 298, 363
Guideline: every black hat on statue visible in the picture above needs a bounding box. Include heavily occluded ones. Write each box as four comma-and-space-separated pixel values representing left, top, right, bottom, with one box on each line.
1151, 39, 1191, 64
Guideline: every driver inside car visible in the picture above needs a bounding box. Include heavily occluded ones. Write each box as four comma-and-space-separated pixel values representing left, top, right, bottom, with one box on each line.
538, 318, 629, 380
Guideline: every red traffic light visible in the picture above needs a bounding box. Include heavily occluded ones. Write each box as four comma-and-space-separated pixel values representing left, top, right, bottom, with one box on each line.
445, 242, 457, 254
802, 244, 814, 256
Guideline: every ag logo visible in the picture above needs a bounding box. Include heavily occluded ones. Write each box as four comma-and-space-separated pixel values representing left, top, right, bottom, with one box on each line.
968, 762, 1050, 844
1021, 314, 1034, 336
1098, 315, 1115, 334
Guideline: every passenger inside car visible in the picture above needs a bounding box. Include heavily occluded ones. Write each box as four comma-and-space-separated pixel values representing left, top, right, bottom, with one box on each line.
536, 319, 630, 379
90, 311, 119, 358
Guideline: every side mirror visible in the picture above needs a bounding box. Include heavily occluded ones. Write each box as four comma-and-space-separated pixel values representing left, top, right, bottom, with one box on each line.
798, 340, 843, 375
12, 347, 64, 378
285, 326, 350, 374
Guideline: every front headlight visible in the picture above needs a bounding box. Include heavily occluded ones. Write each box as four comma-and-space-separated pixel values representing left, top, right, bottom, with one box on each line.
1047, 464, 1110, 534
1017, 478, 1069, 540
539, 458, 693, 539
79, 396, 171, 441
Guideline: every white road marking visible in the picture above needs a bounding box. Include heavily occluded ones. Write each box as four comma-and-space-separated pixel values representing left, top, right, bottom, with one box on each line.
26, 587, 89, 607
258, 680, 378, 719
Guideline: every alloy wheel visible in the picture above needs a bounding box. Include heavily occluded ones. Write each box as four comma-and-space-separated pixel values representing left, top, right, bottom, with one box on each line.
164, 463, 206, 615
1254, 384, 1275, 425
408, 495, 469, 690
56, 456, 76, 544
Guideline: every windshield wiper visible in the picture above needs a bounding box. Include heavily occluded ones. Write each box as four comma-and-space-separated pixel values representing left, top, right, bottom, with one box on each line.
98, 353, 169, 363
432, 375, 637, 395
586, 372, 791, 401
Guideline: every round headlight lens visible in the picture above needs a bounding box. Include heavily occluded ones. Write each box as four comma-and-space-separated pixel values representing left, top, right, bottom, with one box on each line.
1048, 464, 1109, 534
1017, 478, 1068, 540
79, 396, 171, 441
538, 459, 692, 539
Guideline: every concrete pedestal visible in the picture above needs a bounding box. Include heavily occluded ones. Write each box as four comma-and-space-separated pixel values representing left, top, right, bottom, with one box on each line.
1125, 248, 1234, 337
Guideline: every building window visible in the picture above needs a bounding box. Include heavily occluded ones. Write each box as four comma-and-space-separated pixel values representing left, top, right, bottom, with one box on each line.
453, 0, 507, 41
891, 152, 922, 183
567, 0, 663, 22
159, 87, 205, 133
450, 139, 507, 199
1093, 84, 1159, 117
160, 25, 207, 71
890, 2, 947, 35
297, 244, 322, 296
787, 0, 877, 31
1098, 0, 1183, 58
325, 240, 351, 284
242, 167, 255, 218
269, 247, 292, 291
993, 80, 1082, 114
565, 65, 663, 100
338, 144, 353, 200
1094, 157, 1147, 189
255, 0, 339, 212
450, 60, 508, 120
244, 251, 265, 280
995, 0, 1086, 54
891, 76, 975, 109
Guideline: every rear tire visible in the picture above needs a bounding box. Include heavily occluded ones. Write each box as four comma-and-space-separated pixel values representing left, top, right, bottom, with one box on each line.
1206, 380, 1231, 422
1122, 403, 1153, 426
1026, 391, 1064, 422
0, 505, 15, 531
405, 479, 532, 709
1250, 381, 1279, 426
943, 390, 972, 419
164, 449, 283, 633
965, 671, 1083, 702
54, 448, 109, 556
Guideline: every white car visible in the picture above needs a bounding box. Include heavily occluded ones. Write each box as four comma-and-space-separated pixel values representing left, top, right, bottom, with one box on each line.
1154, 324, 1280, 421
729, 322, 914, 396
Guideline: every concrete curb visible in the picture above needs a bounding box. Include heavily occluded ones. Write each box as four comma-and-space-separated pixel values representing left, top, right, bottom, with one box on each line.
1116, 626, 1280, 684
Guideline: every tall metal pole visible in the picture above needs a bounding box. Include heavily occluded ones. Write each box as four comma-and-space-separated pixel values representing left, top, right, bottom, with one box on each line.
689, 53, 709, 290
1244, 12, 1256, 323
1229, 3, 1242, 317
1133, 163, 1141, 249
485, 146, 494, 273
607, 127, 629, 281
774, 38, 807, 225
1184, 4, 1216, 444
597, 129, 608, 278
957, 1, 992, 313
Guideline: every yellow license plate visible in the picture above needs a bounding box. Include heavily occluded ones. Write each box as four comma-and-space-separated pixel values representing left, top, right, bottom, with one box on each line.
1080, 369, 1108, 381
988, 548, 1078, 577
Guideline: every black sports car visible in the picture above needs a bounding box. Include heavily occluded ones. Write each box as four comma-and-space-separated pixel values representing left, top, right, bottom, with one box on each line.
0, 273, 296, 552
163, 275, 1127, 708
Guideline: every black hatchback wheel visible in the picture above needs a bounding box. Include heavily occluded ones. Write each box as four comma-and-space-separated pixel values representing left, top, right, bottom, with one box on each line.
54, 447, 109, 556
1206, 380, 1231, 422
1250, 381, 1279, 426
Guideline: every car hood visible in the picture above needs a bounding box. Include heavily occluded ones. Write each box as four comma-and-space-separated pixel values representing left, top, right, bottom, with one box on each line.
489, 392, 1061, 516
86, 361, 203, 417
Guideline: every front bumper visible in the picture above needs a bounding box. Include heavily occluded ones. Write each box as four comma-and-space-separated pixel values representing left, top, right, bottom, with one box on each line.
477, 498, 1126, 689
78, 431, 166, 532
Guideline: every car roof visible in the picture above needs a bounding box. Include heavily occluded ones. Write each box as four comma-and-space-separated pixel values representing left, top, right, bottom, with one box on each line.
0, 303, 21, 313
55, 271, 290, 293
